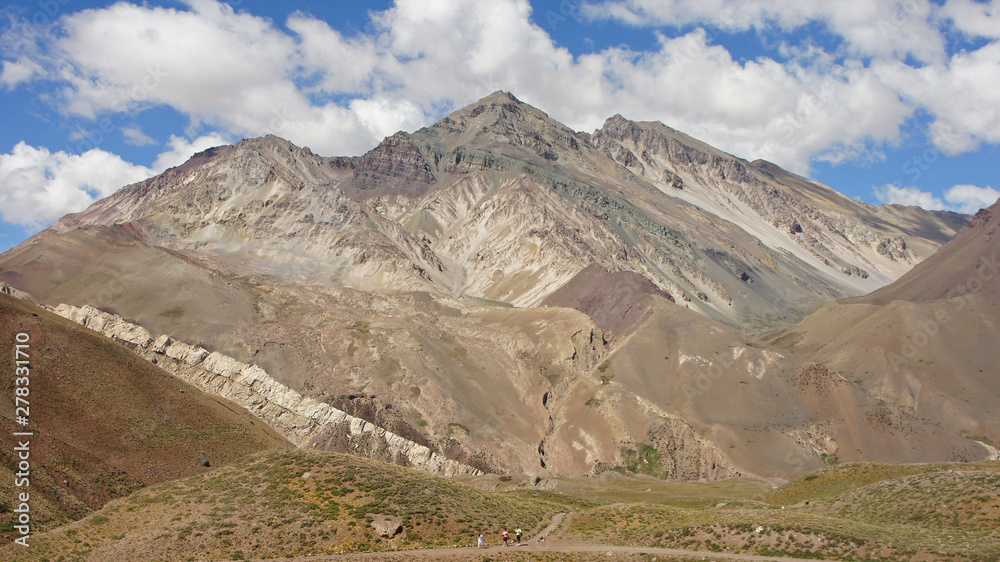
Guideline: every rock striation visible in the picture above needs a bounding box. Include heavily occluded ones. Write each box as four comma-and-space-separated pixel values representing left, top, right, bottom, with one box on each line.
0, 91, 985, 482
50, 303, 482, 478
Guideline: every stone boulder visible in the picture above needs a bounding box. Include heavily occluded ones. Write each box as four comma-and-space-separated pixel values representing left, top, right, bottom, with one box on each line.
370, 514, 403, 538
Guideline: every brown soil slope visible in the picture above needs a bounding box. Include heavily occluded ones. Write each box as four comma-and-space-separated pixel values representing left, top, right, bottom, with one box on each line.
546, 300, 989, 482
0, 292, 292, 538
860, 202, 1000, 304
772, 198, 1000, 450
541, 263, 673, 341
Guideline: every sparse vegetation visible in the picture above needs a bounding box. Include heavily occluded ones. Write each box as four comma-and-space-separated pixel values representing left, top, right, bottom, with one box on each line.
3, 445, 999, 561
616, 444, 663, 477
1, 450, 580, 561
565, 460, 1000, 562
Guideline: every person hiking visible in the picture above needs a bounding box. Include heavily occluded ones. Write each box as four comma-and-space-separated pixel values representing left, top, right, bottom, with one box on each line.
477, 532, 484, 549
515, 527, 522, 544
502, 529, 509, 546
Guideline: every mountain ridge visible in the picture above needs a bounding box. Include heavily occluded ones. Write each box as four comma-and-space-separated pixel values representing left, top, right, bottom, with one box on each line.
0, 91, 986, 482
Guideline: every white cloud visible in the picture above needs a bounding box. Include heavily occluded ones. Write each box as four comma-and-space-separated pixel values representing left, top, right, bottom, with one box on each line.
874, 43, 1000, 154
944, 184, 999, 213
0, 133, 230, 229
0, 142, 153, 229
349, 97, 428, 141
582, 0, 1000, 157
938, 0, 1000, 40
9, 0, 381, 156
122, 127, 156, 146
874, 184, 947, 210
0, 0, 997, 181
874, 183, 999, 213
0, 59, 41, 88
581, 0, 948, 63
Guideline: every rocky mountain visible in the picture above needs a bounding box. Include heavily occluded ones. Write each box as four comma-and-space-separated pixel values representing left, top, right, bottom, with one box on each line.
0, 91, 987, 482
772, 197, 1000, 452
32, 92, 964, 329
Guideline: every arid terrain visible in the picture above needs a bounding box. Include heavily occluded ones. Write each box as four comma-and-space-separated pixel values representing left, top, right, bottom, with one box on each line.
0, 92, 986, 482
1, 91, 998, 560
2, 449, 997, 561
0, 291, 291, 543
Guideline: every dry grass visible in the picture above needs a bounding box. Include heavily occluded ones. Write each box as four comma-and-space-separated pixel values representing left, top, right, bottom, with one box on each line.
764, 460, 1000, 506
546, 472, 769, 509
567, 460, 1000, 561
2, 450, 585, 561
5, 453, 999, 561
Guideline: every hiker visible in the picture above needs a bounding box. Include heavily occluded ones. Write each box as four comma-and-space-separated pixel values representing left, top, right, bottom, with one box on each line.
502, 529, 509, 546
478, 532, 484, 549
515, 527, 522, 544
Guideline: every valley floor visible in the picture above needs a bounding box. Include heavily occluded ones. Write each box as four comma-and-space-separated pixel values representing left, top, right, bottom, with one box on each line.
5, 451, 998, 562
294, 545, 839, 561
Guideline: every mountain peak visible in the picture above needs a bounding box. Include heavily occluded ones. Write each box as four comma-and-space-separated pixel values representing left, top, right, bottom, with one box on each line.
230, 134, 318, 157
412, 91, 581, 161
479, 90, 522, 104
439, 90, 550, 128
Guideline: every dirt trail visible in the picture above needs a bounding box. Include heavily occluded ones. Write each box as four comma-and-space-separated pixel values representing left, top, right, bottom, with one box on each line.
280, 544, 841, 561
275, 511, 841, 562
526, 510, 572, 544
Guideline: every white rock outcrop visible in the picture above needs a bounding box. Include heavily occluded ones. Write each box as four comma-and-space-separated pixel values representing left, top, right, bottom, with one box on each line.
50, 303, 481, 477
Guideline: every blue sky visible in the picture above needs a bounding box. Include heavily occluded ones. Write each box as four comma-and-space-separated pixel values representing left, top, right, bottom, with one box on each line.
1, 0, 998, 252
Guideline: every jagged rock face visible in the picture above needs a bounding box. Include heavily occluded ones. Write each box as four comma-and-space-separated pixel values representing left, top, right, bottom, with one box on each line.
33, 92, 964, 329
591, 115, 963, 291
0, 91, 983, 481
50, 303, 482, 478
345, 132, 437, 199
414, 91, 586, 160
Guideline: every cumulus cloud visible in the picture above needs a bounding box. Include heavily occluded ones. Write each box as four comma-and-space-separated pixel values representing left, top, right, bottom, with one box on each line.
0, 58, 41, 88
874, 43, 1000, 154
6, 1, 381, 156
582, 0, 1000, 156
122, 127, 156, 146
938, 0, 1000, 40
0, 134, 229, 229
944, 184, 1000, 214
874, 183, 999, 213
0, 0, 926, 172
875, 184, 948, 210
581, 0, 947, 63
0, 143, 153, 229
0, 0, 997, 219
